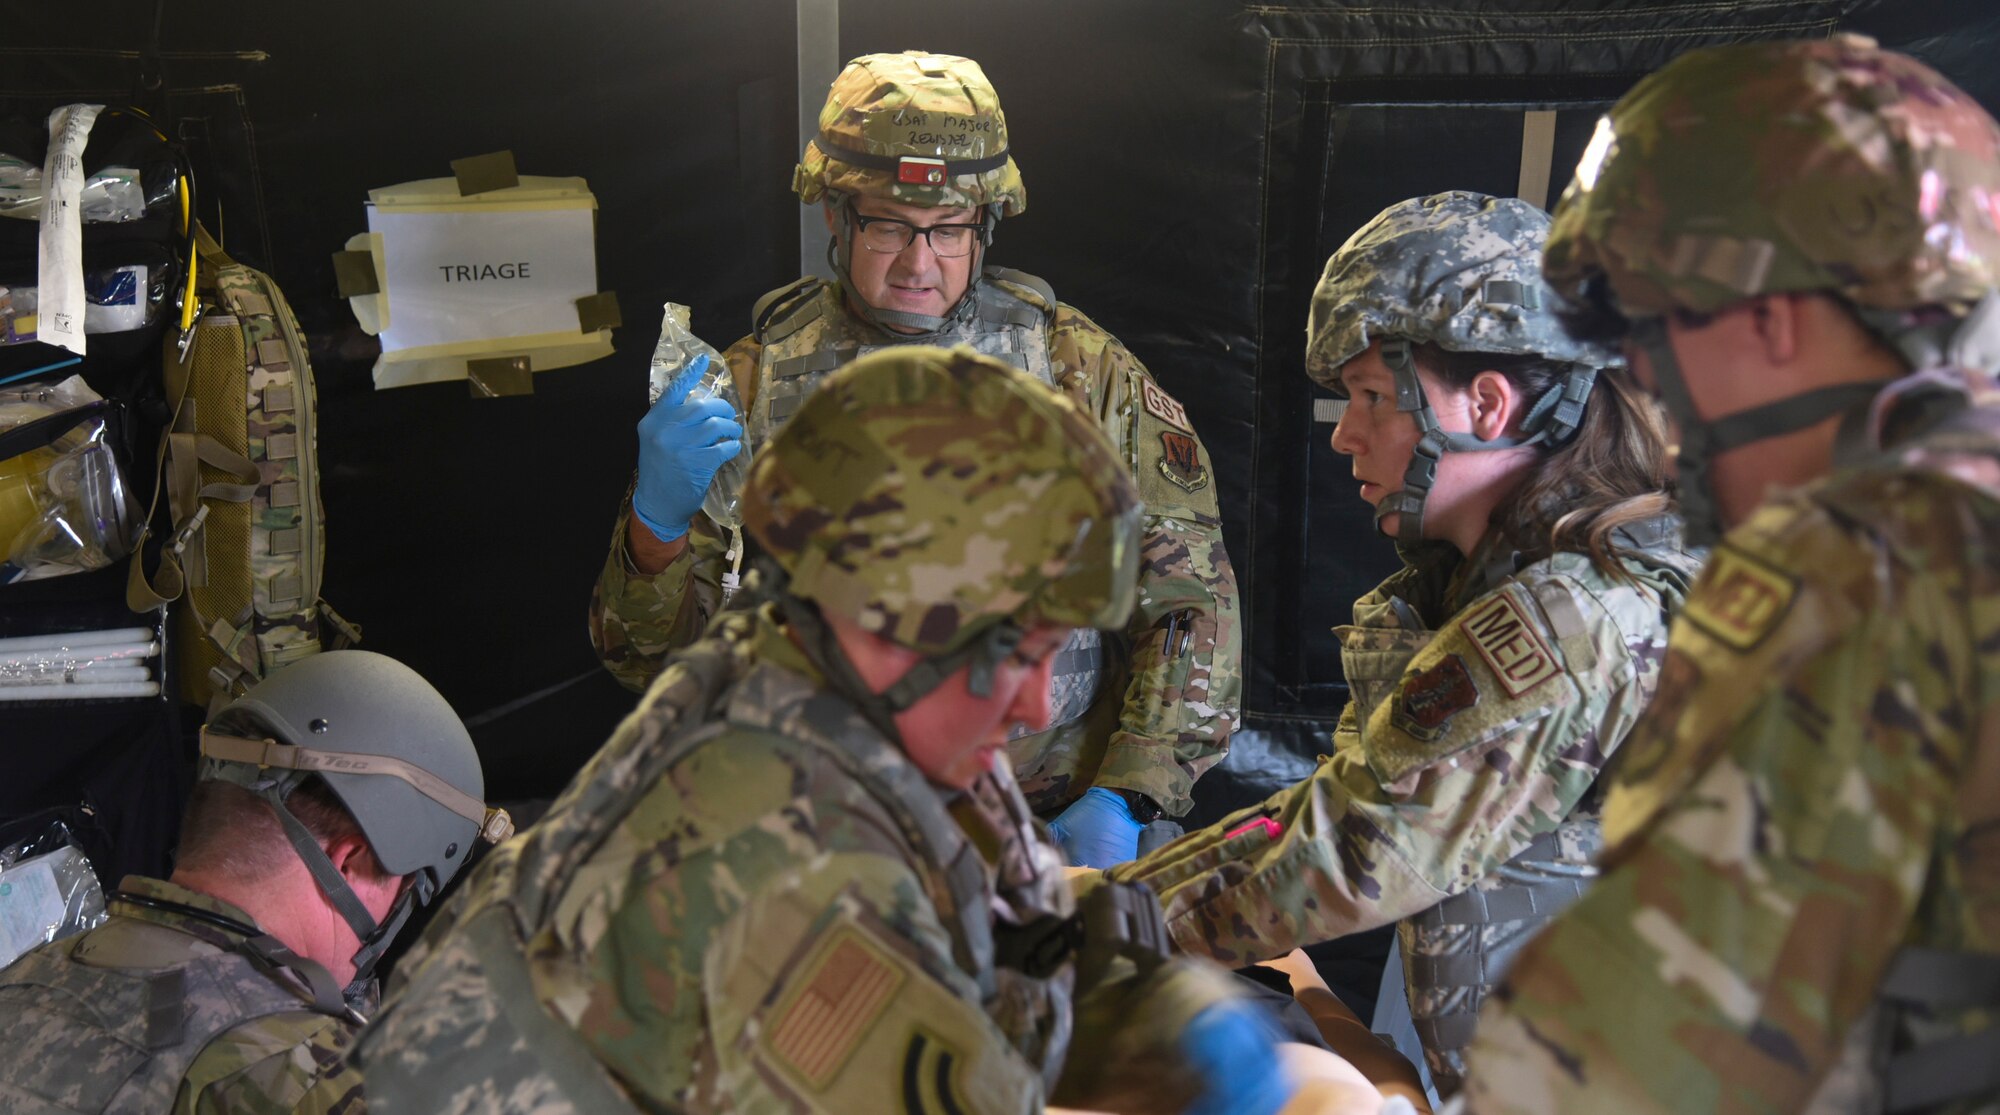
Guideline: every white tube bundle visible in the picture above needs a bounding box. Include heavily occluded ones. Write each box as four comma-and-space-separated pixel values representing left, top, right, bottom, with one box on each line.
0, 624, 160, 698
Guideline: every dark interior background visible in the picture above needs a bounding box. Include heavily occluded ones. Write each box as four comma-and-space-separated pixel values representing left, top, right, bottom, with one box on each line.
6, 0, 1998, 869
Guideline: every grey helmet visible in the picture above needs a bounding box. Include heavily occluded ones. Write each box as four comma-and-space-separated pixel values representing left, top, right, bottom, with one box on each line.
1305, 191, 1616, 541
198, 650, 510, 996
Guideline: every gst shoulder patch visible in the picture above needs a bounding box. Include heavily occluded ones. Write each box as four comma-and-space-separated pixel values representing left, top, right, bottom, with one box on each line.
1390, 653, 1480, 742
1140, 376, 1191, 432
1680, 544, 1798, 652
763, 926, 904, 1088
1460, 591, 1562, 697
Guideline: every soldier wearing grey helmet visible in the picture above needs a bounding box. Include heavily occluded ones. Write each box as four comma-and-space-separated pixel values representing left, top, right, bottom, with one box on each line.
0, 650, 507, 1114
1107, 191, 1702, 1096
591, 49, 1243, 870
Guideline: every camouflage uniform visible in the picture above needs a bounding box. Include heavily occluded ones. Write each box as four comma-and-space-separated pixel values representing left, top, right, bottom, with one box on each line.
334, 349, 1249, 1114
1107, 192, 1699, 1093
0, 876, 355, 1114
590, 51, 1241, 820
1112, 529, 1693, 1090
1454, 36, 2000, 1115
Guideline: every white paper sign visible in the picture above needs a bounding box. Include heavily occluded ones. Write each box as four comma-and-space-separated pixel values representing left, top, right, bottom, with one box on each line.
36, 104, 104, 357
368, 206, 598, 352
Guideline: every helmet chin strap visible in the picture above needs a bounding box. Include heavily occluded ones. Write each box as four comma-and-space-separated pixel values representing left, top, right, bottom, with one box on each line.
1374, 338, 1598, 544
1629, 316, 1880, 547
828, 196, 989, 338
763, 557, 1024, 749
260, 783, 425, 1001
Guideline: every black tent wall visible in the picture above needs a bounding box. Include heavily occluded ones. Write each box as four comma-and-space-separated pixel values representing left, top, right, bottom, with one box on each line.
4, 0, 1996, 852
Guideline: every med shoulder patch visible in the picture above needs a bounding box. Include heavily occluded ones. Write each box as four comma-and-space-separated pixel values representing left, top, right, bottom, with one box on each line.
1680, 544, 1798, 652
1461, 592, 1562, 697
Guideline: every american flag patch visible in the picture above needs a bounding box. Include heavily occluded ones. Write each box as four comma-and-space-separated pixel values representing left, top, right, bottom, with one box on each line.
766, 931, 904, 1087
1140, 377, 1191, 432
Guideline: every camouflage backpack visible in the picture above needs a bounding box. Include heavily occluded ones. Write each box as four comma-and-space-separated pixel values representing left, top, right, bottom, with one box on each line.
129, 224, 355, 707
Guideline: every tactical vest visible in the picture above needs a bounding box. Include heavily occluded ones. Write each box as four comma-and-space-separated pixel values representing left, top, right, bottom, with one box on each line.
0, 913, 331, 1114
1340, 520, 1699, 1096
358, 610, 1075, 1112
745, 270, 1103, 739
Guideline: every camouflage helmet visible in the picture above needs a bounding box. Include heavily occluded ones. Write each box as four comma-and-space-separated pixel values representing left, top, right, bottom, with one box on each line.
1544, 35, 2000, 544
1545, 34, 2000, 332
743, 345, 1140, 658
794, 50, 1027, 218
1305, 192, 1612, 542
1307, 191, 1615, 394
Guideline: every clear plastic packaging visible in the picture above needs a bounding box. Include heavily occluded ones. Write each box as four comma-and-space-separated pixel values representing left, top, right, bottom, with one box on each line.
648, 303, 750, 598
0, 155, 147, 224
0, 263, 166, 344
0, 820, 108, 968
0, 376, 139, 583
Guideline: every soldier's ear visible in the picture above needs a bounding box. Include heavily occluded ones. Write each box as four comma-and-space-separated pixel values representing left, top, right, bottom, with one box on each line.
1751, 293, 1802, 367
825, 203, 840, 236
1469, 370, 1521, 440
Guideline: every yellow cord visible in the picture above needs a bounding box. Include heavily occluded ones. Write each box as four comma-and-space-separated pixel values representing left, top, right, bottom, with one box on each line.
178, 178, 197, 331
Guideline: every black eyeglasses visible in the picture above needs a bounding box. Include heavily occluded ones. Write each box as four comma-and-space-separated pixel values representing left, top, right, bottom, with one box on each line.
851, 213, 983, 258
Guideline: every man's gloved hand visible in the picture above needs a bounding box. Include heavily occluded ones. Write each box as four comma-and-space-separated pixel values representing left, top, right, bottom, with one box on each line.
1180, 1001, 1298, 1115
1048, 787, 1144, 868
632, 353, 743, 543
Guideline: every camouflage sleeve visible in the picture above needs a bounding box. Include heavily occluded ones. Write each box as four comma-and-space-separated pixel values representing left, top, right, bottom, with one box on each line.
175, 1012, 354, 1115
1109, 573, 1658, 964
1053, 307, 1241, 816
586, 337, 760, 692
1461, 487, 1982, 1114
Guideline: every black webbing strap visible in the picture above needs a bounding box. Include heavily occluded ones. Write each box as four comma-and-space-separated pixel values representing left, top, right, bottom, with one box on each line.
992, 880, 1170, 997
1880, 946, 2000, 1113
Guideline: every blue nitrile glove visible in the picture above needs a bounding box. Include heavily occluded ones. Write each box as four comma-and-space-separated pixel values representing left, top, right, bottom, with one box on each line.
632, 353, 743, 543
1047, 787, 1144, 868
1180, 1001, 1297, 1115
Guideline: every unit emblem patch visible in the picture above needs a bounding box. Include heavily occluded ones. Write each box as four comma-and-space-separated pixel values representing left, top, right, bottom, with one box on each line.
1681, 544, 1797, 651
1391, 653, 1481, 741
1158, 431, 1210, 493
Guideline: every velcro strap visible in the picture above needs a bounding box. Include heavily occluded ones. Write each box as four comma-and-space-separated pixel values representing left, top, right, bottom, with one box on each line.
1529, 581, 1596, 672
202, 728, 490, 828
772, 350, 841, 381
1412, 1013, 1479, 1055
144, 969, 188, 1049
